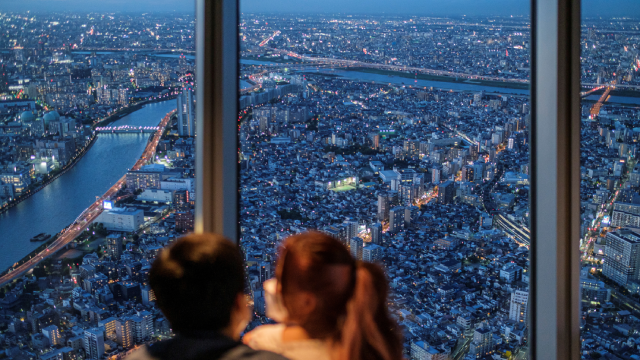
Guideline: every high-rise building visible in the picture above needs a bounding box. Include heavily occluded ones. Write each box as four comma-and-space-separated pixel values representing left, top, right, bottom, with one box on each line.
405, 206, 419, 228
106, 234, 123, 260
176, 87, 195, 136
141, 286, 157, 306
116, 317, 134, 349
117, 86, 130, 105
399, 183, 420, 205
611, 203, 640, 228
438, 181, 455, 205
377, 194, 390, 221
362, 244, 382, 263
175, 211, 195, 233
370, 222, 383, 245
259, 261, 271, 283
432, 165, 442, 184
83, 327, 105, 360
389, 206, 405, 233
350, 237, 363, 260
602, 230, 640, 287
469, 327, 493, 358
508, 290, 529, 323
41, 325, 60, 346
461, 165, 475, 182
173, 190, 190, 211
343, 220, 359, 243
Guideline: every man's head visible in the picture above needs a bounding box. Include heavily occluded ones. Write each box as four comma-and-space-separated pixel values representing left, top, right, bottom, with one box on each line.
150, 233, 249, 337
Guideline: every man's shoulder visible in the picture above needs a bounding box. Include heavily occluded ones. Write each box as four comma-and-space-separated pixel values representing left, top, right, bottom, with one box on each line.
124, 342, 289, 360
220, 344, 289, 360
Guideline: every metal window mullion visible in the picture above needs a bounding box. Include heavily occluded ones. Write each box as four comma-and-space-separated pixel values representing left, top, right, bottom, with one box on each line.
531, 0, 581, 359
195, 0, 239, 242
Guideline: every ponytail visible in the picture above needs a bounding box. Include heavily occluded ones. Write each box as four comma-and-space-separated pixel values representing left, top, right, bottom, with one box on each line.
340, 262, 403, 360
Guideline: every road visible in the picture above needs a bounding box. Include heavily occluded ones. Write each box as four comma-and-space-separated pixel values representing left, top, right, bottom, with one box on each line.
580, 159, 634, 259
0, 110, 176, 287
452, 336, 472, 360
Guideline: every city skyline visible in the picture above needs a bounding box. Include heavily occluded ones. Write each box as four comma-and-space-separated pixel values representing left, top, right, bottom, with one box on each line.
0, 7, 638, 360
2, 0, 640, 17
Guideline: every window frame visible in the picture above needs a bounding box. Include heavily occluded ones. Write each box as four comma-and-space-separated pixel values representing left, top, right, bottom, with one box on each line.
195, 0, 585, 358
195, 0, 240, 243
530, 0, 581, 359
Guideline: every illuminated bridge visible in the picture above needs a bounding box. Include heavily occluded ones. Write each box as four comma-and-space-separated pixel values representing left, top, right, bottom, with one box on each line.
95, 125, 160, 134
494, 213, 530, 247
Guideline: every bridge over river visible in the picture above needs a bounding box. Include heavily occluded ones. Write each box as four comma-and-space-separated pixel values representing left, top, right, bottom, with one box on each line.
95, 125, 160, 133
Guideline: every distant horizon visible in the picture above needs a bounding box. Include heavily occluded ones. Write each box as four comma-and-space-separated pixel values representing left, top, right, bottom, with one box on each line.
2, 0, 640, 18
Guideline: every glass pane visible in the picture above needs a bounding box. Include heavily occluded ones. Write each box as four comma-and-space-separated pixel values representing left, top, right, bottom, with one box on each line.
238, 3, 531, 359
580, 5, 640, 358
0, 3, 195, 357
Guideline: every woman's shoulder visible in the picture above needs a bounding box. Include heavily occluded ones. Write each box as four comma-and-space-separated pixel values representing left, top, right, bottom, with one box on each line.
245, 324, 287, 351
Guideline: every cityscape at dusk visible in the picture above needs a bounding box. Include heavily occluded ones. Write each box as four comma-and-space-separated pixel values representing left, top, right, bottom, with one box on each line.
0, 3, 639, 360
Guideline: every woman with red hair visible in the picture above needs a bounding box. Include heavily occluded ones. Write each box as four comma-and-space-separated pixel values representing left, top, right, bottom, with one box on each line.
244, 231, 403, 360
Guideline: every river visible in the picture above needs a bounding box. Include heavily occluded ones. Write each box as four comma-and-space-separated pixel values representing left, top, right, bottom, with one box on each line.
0, 100, 177, 272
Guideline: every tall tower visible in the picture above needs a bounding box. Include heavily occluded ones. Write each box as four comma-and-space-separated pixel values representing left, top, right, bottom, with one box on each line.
177, 87, 195, 137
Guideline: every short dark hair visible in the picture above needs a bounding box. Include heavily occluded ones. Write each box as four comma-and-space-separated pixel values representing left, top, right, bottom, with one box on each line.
149, 233, 245, 333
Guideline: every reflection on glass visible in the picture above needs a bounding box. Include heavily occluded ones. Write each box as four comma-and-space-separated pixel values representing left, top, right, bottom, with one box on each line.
579, 10, 640, 359
239, 8, 531, 359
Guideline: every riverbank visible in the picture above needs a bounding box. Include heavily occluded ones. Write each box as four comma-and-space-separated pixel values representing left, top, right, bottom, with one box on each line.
347, 67, 531, 90
0, 95, 176, 217
0, 108, 176, 286
0, 96, 180, 216
0, 134, 97, 216
93, 94, 178, 129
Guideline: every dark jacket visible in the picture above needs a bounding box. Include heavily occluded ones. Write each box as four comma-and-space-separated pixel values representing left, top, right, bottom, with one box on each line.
125, 332, 288, 360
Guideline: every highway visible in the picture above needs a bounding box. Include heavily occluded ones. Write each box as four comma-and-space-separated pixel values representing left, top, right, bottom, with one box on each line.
0, 110, 176, 288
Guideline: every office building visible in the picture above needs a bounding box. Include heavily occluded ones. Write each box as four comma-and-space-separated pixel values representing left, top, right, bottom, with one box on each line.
603, 230, 640, 287
438, 181, 455, 205
94, 207, 144, 232
611, 202, 640, 228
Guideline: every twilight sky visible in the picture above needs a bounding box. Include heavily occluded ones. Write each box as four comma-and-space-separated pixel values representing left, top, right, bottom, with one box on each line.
2, 0, 640, 17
